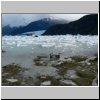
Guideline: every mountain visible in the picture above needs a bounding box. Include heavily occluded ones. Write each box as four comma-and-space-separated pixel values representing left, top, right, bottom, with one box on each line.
43, 14, 98, 35
2, 17, 68, 36
2, 25, 19, 36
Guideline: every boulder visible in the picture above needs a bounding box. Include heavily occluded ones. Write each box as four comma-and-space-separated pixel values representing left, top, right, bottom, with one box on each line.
40, 81, 51, 86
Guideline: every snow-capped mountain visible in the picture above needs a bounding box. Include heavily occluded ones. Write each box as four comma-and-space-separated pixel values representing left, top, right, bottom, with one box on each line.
2, 17, 68, 36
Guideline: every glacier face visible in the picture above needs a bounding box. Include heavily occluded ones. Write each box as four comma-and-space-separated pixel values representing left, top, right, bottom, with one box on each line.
2, 35, 98, 68
2, 35, 98, 47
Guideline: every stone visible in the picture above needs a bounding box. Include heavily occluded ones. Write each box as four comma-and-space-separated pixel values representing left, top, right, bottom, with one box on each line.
40, 81, 51, 86
2, 50, 6, 53
6, 79, 18, 83
86, 56, 97, 62
64, 70, 79, 79
86, 62, 91, 65
60, 57, 66, 62
50, 53, 61, 60
92, 76, 98, 86
66, 58, 73, 62
35, 35, 38, 37
57, 62, 62, 65
40, 76, 47, 79
2, 73, 9, 76
60, 80, 77, 86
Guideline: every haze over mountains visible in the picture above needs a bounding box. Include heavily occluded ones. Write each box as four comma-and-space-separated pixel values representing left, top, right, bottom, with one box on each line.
2, 14, 98, 36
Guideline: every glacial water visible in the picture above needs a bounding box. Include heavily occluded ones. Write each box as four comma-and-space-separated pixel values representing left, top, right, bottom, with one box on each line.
2, 35, 98, 68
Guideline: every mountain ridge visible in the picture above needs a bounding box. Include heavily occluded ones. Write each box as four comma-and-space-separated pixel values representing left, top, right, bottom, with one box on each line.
2, 17, 68, 36
43, 14, 98, 35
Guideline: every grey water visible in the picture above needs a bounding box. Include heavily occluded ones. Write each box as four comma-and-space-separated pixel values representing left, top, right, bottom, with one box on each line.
2, 35, 98, 69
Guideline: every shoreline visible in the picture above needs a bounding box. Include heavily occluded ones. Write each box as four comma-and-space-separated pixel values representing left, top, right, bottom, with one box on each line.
2, 54, 98, 86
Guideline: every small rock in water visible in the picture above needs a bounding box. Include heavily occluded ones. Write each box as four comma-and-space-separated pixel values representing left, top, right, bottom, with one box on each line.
60, 80, 77, 86
60, 57, 66, 62
2, 73, 9, 76
57, 61, 62, 65
64, 70, 79, 79
6, 79, 18, 83
86, 62, 91, 65
2, 50, 6, 53
86, 56, 97, 62
40, 76, 47, 79
40, 81, 51, 86
35, 35, 38, 37
66, 58, 73, 62
50, 53, 60, 60
92, 76, 98, 86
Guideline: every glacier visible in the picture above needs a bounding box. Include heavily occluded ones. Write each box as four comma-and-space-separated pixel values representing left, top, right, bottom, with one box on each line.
2, 35, 98, 47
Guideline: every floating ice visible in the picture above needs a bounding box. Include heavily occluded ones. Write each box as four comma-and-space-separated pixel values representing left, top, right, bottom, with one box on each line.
2, 35, 98, 67
2, 35, 98, 48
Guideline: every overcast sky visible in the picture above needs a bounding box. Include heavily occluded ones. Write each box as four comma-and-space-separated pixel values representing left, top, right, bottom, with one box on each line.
2, 14, 87, 27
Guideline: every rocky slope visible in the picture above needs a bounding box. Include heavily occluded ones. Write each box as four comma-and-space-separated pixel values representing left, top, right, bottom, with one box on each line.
43, 14, 98, 35
2, 54, 98, 86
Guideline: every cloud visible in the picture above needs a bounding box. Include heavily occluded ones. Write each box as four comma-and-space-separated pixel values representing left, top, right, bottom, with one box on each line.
2, 14, 49, 27
2, 14, 87, 27
49, 14, 87, 21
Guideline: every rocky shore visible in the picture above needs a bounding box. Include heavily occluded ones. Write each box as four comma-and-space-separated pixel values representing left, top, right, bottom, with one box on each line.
2, 53, 98, 86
